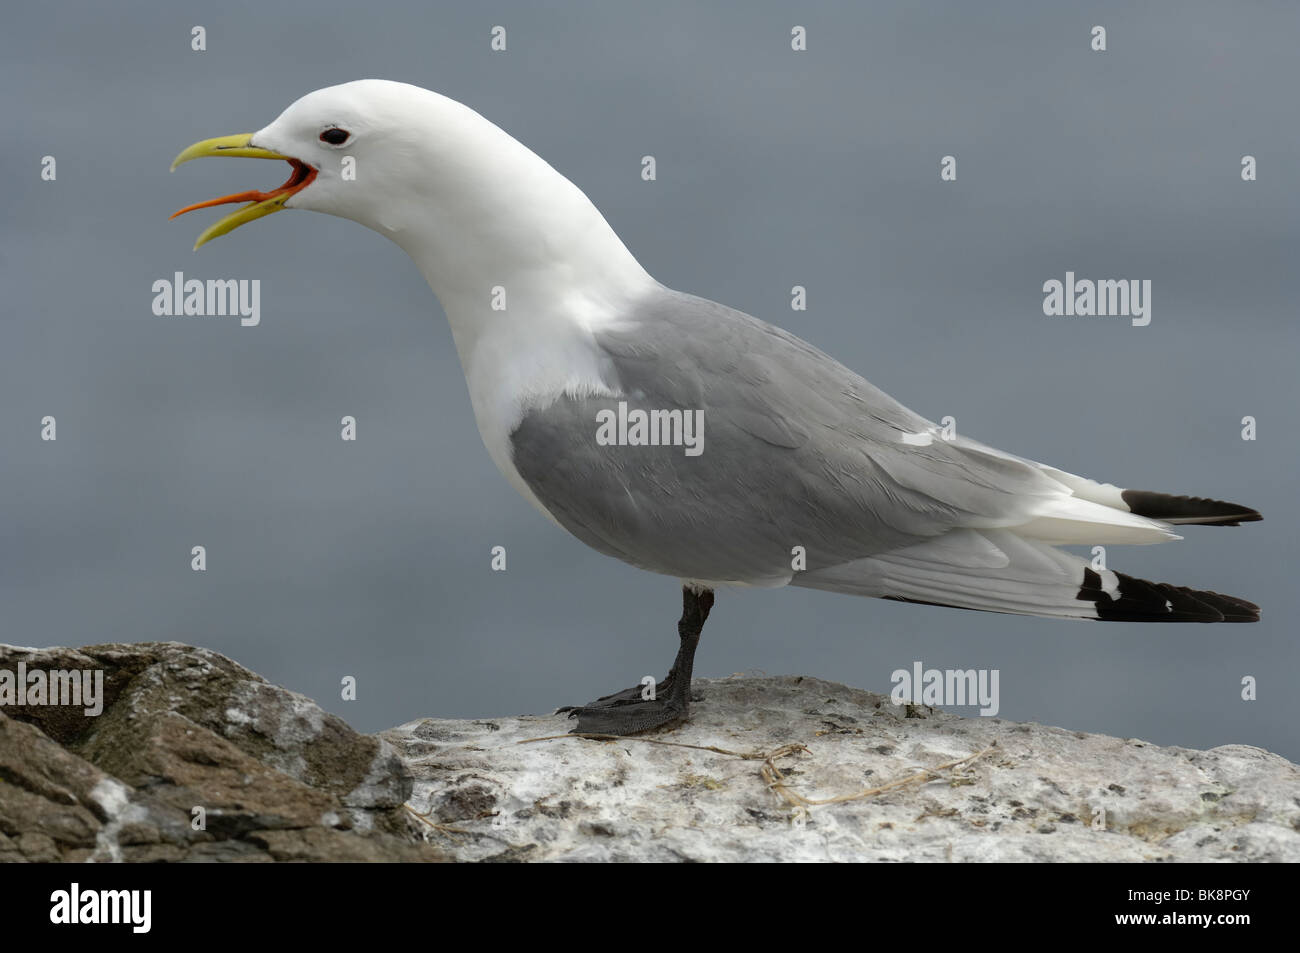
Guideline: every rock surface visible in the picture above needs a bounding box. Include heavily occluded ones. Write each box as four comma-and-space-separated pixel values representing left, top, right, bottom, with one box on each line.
385, 675, 1300, 862
3, 644, 1297, 862
0, 642, 445, 862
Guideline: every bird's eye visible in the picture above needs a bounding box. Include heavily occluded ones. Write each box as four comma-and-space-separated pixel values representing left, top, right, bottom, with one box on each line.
319, 128, 350, 146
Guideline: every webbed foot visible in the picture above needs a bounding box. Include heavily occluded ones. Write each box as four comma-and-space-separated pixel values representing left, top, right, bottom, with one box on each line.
557, 586, 713, 737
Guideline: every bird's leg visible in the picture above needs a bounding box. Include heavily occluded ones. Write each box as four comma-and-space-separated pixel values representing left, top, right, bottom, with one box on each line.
560, 586, 714, 736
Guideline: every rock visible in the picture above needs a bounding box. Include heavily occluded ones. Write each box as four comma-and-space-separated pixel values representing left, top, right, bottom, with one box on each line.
5, 645, 1297, 862
0, 643, 446, 862
384, 674, 1300, 862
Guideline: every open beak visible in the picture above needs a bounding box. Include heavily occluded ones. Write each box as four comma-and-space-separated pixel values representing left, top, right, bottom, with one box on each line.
170, 134, 317, 249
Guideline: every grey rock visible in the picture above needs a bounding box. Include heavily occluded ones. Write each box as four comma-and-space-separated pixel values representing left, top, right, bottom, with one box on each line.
6, 645, 1295, 862
384, 674, 1300, 862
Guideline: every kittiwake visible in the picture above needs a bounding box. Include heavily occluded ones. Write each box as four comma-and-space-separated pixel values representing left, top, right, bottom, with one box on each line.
170, 79, 1261, 736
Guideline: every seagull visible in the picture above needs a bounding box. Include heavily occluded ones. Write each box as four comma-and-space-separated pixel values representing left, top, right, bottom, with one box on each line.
172, 79, 1261, 736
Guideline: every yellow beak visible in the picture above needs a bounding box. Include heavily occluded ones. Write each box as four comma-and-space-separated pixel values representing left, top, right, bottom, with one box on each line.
170, 134, 316, 249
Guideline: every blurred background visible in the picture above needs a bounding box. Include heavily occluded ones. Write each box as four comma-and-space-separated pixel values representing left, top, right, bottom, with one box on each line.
3, 1, 1296, 758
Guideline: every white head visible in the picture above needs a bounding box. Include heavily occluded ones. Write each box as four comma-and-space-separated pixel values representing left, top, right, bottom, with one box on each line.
172, 79, 653, 322
172, 80, 658, 518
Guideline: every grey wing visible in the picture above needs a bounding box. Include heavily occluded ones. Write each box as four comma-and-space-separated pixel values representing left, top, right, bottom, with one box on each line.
508, 288, 1065, 584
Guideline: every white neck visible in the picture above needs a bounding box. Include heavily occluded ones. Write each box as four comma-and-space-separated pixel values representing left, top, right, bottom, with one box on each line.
339, 93, 654, 356
333, 89, 659, 513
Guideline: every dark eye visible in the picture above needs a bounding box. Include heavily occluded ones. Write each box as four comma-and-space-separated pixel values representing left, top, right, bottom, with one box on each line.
319, 128, 350, 146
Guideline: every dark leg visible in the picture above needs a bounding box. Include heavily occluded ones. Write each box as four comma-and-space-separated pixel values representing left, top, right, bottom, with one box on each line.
559, 586, 715, 736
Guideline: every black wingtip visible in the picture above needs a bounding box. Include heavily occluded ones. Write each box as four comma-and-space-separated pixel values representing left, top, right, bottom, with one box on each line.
1078, 567, 1260, 623
1121, 489, 1262, 526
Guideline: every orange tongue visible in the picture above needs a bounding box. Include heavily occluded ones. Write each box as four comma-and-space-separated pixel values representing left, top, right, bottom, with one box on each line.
170, 162, 316, 219
171, 189, 276, 218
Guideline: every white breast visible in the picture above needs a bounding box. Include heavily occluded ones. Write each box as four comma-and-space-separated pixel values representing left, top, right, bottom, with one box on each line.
443, 282, 648, 524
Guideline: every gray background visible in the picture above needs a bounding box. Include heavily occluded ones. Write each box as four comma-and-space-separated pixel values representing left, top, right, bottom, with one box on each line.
3, 1, 1296, 758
